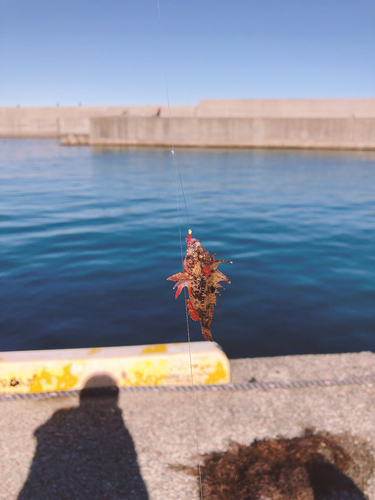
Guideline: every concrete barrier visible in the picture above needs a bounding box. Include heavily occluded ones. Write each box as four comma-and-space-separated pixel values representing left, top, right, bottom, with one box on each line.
197, 98, 375, 118
89, 115, 375, 149
2, 100, 375, 149
0, 342, 230, 395
0, 106, 126, 137
0, 105, 196, 138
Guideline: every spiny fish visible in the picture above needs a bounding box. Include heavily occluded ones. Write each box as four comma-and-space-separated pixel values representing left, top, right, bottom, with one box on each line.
167, 229, 232, 341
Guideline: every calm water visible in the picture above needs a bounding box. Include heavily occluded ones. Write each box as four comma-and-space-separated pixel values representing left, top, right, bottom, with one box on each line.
1, 139, 374, 358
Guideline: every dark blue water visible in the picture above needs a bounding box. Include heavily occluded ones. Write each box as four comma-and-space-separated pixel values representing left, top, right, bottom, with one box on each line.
1, 139, 374, 358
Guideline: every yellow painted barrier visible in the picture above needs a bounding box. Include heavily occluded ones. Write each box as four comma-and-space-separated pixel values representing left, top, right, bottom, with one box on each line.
0, 342, 230, 395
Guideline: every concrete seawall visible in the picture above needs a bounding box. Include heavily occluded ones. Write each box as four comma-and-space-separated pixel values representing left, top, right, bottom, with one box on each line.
197, 98, 375, 118
0, 105, 195, 138
90, 115, 375, 149
0, 106, 122, 138
2, 99, 375, 149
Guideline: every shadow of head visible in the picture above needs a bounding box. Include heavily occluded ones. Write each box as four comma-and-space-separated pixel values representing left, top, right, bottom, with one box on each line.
79, 373, 119, 406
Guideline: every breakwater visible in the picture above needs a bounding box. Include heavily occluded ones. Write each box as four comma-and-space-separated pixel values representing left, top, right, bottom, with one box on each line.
89, 115, 375, 149
0, 105, 195, 138
1, 99, 375, 149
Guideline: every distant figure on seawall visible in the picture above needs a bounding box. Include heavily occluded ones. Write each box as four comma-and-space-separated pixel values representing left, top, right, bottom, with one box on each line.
156, 107, 161, 117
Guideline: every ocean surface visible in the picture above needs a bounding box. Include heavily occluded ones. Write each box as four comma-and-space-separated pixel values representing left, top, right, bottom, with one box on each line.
1, 138, 374, 359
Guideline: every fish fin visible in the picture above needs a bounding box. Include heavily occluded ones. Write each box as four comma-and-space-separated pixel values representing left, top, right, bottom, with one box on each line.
167, 273, 189, 298
187, 300, 199, 321
214, 259, 232, 267
201, 326, 213, 342
216, 270, 231, 284
167, 272, 185, 282
211, 259, 232, 283
174, 281, 188, 298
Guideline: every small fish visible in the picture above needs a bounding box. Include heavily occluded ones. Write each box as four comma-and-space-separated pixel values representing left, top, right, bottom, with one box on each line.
167, 229, 232, 341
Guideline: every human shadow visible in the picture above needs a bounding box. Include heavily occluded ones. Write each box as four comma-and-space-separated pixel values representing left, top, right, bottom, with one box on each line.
18, 375, 149, 500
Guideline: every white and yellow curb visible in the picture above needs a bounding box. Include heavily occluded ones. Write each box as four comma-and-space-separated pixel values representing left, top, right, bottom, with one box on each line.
0, 342, 230, 395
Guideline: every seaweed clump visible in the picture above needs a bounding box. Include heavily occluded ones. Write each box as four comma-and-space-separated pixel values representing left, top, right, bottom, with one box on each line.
192, 429, 374, 500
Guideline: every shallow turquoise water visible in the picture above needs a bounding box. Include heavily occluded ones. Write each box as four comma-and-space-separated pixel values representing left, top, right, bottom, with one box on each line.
1, 139, 374, 358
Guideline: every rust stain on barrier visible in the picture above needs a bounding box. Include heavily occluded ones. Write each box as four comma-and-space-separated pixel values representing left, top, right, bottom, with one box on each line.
0, 374, 35, 390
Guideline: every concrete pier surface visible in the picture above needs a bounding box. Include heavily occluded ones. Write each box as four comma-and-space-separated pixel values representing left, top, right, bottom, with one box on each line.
1, 351, 374, 499
2, 99, 375, 149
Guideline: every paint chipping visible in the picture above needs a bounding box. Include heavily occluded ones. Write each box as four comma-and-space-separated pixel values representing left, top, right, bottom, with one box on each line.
88, 348, 101, 355
30, 364, 79, 393
122, 360, 167, 386
205, 361, 227, 384
141, 344, 167, 354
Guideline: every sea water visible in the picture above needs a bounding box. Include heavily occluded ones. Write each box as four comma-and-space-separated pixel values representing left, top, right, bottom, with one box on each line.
1, 139, 374, 358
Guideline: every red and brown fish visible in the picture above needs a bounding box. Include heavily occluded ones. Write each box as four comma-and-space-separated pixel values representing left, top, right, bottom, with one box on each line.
167, 229, 232, 341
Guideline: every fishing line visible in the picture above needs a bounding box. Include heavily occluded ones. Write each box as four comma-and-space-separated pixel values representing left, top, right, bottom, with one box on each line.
156, 2, 203, 498
156, 0, 190, 229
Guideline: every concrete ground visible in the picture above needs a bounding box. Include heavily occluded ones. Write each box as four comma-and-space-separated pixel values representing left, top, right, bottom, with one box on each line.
1, 352, 374, 500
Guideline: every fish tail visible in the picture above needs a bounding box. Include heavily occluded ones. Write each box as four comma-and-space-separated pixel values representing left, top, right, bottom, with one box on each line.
201, 326, 213, 342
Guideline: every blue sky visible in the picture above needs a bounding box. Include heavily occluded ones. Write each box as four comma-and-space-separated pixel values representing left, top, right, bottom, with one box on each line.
1, 0, 374, 106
